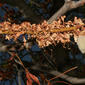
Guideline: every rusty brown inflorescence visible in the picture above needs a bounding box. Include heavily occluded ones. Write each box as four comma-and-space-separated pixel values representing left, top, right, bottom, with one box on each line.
0, 16, 85, 48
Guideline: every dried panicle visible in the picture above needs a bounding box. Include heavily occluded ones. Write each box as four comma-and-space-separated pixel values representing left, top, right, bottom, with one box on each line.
0, 16, 85, 47
74, 17, 84, 25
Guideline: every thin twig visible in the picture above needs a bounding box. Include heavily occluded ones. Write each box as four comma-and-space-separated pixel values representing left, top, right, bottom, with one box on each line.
17, 69, 22, 85
49, 66, 78, 81
15, 54, 26, 70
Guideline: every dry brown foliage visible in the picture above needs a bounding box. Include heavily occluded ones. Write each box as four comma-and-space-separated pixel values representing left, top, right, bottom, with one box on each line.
0, 16, 85, 47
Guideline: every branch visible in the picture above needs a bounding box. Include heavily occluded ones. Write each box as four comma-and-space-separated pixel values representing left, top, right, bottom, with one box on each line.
50, 70, 85, 84
31, 64, 85, 84
17, 69, 22, 85
14, 59, 85, 84
48, 0, 85, 24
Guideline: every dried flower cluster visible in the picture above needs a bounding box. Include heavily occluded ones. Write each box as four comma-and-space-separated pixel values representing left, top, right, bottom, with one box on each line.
0, 16, 85, 47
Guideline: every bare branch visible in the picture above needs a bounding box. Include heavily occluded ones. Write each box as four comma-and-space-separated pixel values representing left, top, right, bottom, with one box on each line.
17, 69, 22, 85
31, 65, 85, 84
48, 0, 85, 24
50, 70, 85, 84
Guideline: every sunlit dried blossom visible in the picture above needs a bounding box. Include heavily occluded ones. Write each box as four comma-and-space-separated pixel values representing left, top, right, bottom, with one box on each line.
0, 16, 85, 47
